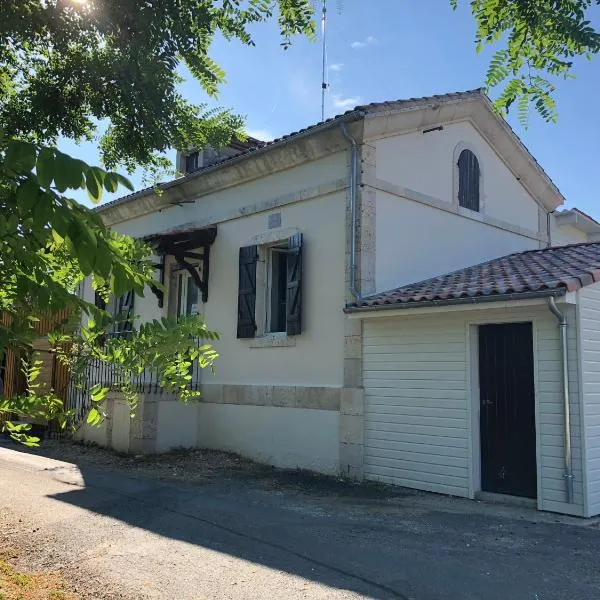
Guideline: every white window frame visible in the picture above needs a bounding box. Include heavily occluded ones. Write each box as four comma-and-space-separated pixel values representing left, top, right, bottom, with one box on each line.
247, 227, 301, 348
265, 243, 288, 335
167, 257, 204, 319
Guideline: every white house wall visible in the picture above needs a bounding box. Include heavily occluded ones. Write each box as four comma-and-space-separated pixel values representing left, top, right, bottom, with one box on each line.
91, 151, 349, 470
551, 223, 588, 247
203, 191, 346, 386
109, 151, 347, 237
577, 282, 600, 516
362, 303, 584, 516
375, 192, 538, 292
370, 121, 546, 294
196, 403, 340, 474
375, 121, 541, 231
107, 152, 348, 388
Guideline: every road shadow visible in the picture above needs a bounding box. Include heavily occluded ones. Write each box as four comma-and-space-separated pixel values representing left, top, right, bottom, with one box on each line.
5, 439, 600, 599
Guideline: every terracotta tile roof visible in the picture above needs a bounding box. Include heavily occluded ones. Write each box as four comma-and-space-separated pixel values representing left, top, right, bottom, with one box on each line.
353, 242, 600, 310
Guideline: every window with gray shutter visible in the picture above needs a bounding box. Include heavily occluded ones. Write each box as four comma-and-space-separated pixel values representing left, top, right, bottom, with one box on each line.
237, 245, 258, 338
458, 149, 480, 211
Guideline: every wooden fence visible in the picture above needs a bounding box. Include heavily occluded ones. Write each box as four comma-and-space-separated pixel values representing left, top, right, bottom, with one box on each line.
1, 308, 71, 403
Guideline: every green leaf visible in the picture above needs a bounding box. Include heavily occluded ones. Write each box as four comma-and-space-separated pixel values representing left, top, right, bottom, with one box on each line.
93, 239, 113, 278
52, 152, 68, 192
86, 407, 103, 425
16, 178, 40, 216
90, 385, 109, 403
5, 140, 37, 172
33, 192, 54, 230
36, 148, 55, 188
85, 168, 104, 202
104, 172, 119, 193
53, 152, 86, 191
115, 173, 134, 191
68, 218, 97, 276
51, 202, 71, 238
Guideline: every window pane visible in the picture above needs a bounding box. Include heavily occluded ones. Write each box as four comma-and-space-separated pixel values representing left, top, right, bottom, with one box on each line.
177, 273, 184, 317
458, 149, 480, 211
269, 249, 287, 333
276, 252, 287, 332
187, 278, 200, 315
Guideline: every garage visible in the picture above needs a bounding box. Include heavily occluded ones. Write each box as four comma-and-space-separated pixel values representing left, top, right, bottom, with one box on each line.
353, 243, 600, 517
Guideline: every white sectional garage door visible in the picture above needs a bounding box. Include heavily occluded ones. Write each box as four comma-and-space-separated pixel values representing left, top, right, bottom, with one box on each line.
362, 316, 471, 497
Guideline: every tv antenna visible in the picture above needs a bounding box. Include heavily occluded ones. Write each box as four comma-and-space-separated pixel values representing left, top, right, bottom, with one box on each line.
320, 0, 328, 121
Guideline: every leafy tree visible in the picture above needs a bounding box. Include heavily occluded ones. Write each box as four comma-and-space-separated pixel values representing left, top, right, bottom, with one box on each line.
1, 0, 597, 443
0, 1, 313, 444
0, 0, 313, 173
452, 0, 600, 124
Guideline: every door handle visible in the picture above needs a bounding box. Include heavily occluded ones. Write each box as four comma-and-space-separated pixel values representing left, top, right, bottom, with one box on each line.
481, 399, 494, 406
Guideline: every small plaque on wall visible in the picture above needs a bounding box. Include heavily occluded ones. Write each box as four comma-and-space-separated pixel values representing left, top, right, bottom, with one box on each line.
268, 212, 282, 229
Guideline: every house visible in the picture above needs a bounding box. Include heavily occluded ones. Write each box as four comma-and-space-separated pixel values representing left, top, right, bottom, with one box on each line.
76, 89, 600, 517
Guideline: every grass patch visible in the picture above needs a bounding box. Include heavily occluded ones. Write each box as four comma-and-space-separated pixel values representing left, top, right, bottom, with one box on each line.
0, 553, 74, 600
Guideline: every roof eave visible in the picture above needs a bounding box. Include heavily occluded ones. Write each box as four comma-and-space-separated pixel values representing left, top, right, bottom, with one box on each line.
361, 92, 564, 212
555, 210, 600, 235
344, 288, 567, 314
96, 109, 366, 216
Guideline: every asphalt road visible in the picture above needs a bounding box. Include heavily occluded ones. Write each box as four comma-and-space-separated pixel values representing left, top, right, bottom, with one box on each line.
1, 444, 600, 600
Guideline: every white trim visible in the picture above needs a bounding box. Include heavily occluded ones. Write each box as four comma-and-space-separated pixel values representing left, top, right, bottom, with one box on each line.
248, 227, 300, 247
575, 290, 590, 517
453, 142, 485, 214
465, 315, 540, 505
101, 177, 347, 228
533, 318, 543, 509
248, 230, 299, 343
467, 324, 480, 499
249, 333, 296, 348
349, 298, 556, 319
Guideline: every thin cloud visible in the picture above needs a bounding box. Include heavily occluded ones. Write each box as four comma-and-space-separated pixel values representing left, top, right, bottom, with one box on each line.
333, 95, 362, 110
246, 129, 275, 142
351, 36, 378, 50
329, 63, 344, 72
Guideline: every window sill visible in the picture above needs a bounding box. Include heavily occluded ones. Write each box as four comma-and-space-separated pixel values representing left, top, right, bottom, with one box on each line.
249, 334, 297, 348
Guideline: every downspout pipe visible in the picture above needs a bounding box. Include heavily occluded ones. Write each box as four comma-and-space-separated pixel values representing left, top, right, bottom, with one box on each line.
547, 296, 574, 503
340, 123, 361, 303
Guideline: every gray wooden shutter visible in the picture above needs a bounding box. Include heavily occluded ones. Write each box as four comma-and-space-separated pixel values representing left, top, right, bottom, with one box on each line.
237, 245, 258, 338
458, 149, 480, 211
286, 233, 303, 336
115, 290, 135, 335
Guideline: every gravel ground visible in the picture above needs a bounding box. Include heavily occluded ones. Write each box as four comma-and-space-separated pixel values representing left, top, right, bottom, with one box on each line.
0, 508, 131, 600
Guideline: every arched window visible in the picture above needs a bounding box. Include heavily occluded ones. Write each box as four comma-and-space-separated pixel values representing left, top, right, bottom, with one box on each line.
457, 149, 480, 211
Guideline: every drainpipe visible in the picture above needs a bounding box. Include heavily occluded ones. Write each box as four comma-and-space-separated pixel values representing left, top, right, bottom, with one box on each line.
546, 210, 555, 248
340, 123, 361, 303
547, 296, 574, 503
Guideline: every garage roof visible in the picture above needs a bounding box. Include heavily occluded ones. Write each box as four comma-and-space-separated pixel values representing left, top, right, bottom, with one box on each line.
349, 241, 600, 311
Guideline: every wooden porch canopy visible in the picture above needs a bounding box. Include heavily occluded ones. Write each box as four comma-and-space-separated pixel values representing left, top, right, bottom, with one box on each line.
145, 226, 217, 306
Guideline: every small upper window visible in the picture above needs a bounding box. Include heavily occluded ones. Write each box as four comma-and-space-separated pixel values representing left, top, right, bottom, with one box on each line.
185, 151, 201, 174
457, 149, 480, 212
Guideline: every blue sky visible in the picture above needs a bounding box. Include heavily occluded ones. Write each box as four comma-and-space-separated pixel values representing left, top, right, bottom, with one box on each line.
70, 0, 600, 217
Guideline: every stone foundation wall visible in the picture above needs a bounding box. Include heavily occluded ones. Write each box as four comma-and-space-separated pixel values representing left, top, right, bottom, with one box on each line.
76, 385, 345, 475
